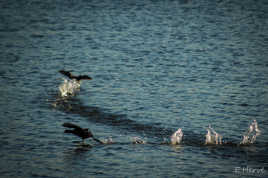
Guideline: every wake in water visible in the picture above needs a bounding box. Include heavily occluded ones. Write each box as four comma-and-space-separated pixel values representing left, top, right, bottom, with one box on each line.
129, 129, 182, 145
52, 96, 262, 147
132, 121, 261, 146
61, 122, 262, 147
204, 120, 261, 146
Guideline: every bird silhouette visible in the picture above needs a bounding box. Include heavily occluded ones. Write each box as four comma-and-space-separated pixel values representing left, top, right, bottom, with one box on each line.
59, 70, 92, 81
62, 123, 103, 143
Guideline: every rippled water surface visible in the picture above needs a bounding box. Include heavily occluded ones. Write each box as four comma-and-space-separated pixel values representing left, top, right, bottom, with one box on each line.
1, 0, 268, 177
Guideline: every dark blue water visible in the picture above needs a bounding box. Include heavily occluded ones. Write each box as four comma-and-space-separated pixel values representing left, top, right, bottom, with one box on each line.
1, 0, 268, 177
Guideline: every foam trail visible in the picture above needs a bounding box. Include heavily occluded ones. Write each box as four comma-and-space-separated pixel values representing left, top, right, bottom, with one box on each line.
170, 128, 183, 145
240, 120, 261, 145
205, 125, 222, 145
59, 79, 80, 97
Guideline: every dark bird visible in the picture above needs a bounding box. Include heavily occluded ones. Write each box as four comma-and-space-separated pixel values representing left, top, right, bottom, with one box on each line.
62, 122, 103, 143
59, 70, 92, 81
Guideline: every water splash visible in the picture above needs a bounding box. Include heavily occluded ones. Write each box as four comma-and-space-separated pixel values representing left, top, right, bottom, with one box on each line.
131, 137, 146, 144
59, 79, 80, 97
205, 125, 222, 145
170, 128, 183, 145
240, 120, 261, 145
102, 137, 113, 144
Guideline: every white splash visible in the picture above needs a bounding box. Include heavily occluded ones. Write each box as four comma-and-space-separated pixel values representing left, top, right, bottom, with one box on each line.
240, 120, 261, 145
103, 137, 113, 144
205, 125, 222, 145
131, 137, 146, 144
171, 128, 183, 145
59, 79, 80, 97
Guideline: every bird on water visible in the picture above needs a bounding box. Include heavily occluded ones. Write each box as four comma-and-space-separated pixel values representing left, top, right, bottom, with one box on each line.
62, 123, 103, 144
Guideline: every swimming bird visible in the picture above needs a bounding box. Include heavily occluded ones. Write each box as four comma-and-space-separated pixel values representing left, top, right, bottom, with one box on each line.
59, 70, 92, 81
62, 123, 103, 143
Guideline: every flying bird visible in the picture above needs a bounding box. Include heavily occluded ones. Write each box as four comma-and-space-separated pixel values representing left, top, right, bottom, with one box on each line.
59, 70, 92, 81
62, 123, 103, 143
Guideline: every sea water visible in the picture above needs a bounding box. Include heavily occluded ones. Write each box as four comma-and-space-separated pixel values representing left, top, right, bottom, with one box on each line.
0, 0, 268, 177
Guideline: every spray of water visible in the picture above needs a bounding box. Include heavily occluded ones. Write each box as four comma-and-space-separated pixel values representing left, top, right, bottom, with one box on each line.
240, 120, 261, 145
205, 125, 222, 145
131, 137, 146, 144
170, 128, 183, 145
59, 79, 80, 97
102, 137, 113, 144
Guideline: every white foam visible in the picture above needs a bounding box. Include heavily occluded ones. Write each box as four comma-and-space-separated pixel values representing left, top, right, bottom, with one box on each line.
59, 79, 80, 97
131, 137, 146, 144
170, 128, 183, 145
103, 137, 113, 144
205, 125, 222, 145
240, 120, 261, 145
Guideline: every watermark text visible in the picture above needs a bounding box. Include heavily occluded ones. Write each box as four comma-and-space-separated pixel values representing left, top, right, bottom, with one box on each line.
234, 166, 265, 176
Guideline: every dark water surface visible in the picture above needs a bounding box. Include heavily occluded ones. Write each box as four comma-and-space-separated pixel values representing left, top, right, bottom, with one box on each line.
0, 0, 268, 177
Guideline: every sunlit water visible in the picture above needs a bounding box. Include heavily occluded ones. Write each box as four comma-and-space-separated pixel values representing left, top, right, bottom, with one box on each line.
1, 0, 268, 177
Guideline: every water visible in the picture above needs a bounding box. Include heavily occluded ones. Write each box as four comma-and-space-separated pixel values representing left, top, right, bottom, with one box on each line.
0, 0, 268, 177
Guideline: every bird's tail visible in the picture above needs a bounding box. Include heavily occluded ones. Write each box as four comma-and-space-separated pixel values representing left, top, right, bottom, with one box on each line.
64, 129, 74, 134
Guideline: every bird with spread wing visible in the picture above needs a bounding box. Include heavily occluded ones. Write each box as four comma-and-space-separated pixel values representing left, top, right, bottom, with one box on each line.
62, 122, 103, 144
59, 70, 92, 81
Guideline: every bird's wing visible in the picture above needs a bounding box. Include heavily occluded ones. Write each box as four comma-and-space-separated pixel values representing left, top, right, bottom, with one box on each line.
59, 70, 73, 79
76, 75, 92, 81
62, 122, 83, 130
83, 128, 93, 136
